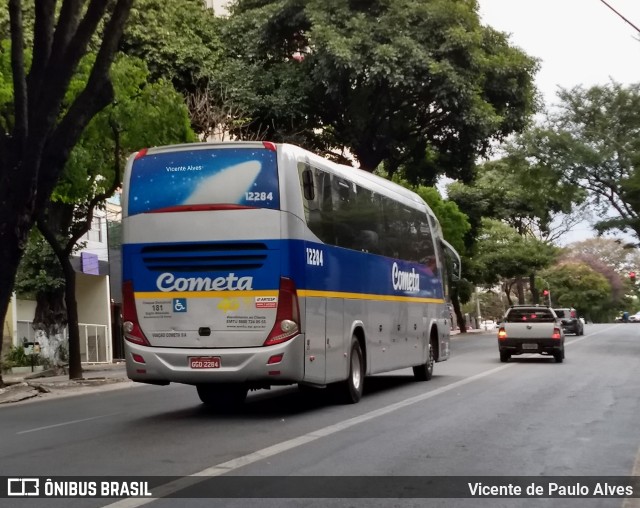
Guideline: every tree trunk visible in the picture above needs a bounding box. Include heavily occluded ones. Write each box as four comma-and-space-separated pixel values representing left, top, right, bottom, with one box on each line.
504, 280, 515, 307
0, 172, 37, 387
530, 273, 539, 305
1, 0, 135, 385
516, 277, 526, 304
34, 288, 67, 337
61, 257, 82, 379
452, 288, 467, 333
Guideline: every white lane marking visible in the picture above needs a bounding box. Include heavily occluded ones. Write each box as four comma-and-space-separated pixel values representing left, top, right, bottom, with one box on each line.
17, 413, 121, 434
102, 363, 517, 508
103, 324, 620, 508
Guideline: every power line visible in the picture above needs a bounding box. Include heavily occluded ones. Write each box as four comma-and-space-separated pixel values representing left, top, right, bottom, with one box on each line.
598, 0, 640, 33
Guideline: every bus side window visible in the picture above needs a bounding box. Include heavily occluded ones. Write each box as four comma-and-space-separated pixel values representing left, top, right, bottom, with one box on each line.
332, 177, 356, 249
299, 164, 338, 246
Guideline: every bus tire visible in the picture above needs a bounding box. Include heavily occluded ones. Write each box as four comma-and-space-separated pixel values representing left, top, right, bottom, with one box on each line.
196, 384, 248, 408
335, 336, 364, 404
413, 340, 434, 381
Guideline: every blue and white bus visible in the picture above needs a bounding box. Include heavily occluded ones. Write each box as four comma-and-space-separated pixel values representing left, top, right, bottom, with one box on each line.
121, 141, 461, 406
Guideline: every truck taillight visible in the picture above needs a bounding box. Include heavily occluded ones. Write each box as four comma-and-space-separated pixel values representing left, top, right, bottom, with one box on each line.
498, 327, 507, 340
122, 280, 151, 346
264, 277, 300, 346
552, 328, 562, 340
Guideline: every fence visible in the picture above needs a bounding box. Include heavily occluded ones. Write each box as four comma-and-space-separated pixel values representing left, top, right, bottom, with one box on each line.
16, 321, 111, 364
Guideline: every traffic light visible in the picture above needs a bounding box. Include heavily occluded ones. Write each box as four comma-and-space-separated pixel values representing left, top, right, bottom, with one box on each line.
542, 289, 549, 296
631, 272, 636, 284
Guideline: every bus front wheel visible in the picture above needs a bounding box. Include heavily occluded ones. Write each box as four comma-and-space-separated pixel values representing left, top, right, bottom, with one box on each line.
335, 336, 364, 404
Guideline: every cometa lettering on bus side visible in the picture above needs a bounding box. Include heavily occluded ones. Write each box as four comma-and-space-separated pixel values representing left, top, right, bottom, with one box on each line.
391, 262, 420, 292
156, 273, 254, 292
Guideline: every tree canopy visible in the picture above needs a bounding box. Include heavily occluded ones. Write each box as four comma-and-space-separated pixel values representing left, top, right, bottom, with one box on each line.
521, 82, 640, 241
540, 261, 613, 322
447, 144, 587, 246
219, 0, 539, 180
0, 0, 134, 385
119, 0, 223, 93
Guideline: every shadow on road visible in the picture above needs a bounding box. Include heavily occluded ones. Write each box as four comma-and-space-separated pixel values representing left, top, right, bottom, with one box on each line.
128, 373, 435, 421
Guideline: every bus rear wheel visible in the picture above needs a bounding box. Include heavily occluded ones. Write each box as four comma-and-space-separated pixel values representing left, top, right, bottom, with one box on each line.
335, 336, 364, 404
196, 384, 248, 408
413, 340, 434, 381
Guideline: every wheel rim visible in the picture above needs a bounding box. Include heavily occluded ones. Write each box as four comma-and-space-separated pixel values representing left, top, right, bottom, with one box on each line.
351, 348, 362, 390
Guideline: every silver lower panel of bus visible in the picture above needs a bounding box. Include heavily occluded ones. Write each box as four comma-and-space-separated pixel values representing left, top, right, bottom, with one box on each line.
125, 334, 305, 386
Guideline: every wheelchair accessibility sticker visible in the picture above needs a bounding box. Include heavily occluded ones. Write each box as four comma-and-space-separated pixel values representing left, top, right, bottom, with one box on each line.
173, 298, 187, 312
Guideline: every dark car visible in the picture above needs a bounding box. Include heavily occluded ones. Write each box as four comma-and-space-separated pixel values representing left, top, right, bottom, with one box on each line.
552, 307, 584, 335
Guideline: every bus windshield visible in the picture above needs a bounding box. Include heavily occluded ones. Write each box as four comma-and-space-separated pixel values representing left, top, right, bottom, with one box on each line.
127, 147, 279, 216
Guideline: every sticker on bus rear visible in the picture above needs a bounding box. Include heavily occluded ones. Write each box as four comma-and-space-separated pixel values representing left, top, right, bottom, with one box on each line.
128, 148, 279, 215
255, 296, 278, 308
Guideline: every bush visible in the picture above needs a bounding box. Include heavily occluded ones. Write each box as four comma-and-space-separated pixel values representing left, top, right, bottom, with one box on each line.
2, 344, 43, 369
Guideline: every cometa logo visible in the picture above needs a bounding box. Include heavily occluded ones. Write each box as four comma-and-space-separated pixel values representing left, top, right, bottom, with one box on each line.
156, 273, 254, 292
392, 262, 420, 292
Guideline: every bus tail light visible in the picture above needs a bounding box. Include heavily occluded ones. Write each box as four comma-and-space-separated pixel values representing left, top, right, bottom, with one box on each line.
264, 277, 300, 346
122, 280, 151, 346
134, 148, 148, 159
498, 327, 508, 340
551, 328, 562, 340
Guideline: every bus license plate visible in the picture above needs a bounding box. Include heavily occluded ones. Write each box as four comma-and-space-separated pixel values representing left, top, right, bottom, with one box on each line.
189, 357, 221, 369
522, 343, 538, 350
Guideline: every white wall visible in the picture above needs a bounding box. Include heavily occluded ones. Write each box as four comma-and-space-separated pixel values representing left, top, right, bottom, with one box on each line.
205, 0, 230, 15
76, 273, 112, 362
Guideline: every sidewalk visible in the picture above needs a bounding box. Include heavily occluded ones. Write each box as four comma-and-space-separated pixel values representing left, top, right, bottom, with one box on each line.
0, 361, 130, 405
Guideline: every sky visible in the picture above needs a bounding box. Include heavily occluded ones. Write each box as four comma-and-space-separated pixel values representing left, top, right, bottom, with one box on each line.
478, 0, 640, 108
478, 0, 640, 243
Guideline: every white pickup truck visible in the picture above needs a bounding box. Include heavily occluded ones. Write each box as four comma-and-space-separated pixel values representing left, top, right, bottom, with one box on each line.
497, 306, 565, 363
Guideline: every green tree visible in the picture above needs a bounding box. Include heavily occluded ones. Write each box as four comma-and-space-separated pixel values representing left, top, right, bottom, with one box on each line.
525, 82, 640, 241
221, 0, 539, 180
14, 229, 66, 336
567, 237, 640, 275
16, 54, 194, 378
448, 149, 586, 244
119, 0, 223, 94
415, 186, 469, 256
540, 261, 613, 323
471, 219, 558, 305
447, 146, 586, 303
0, 0, 134, 387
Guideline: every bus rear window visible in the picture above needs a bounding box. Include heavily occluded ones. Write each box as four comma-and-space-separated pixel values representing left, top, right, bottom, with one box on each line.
127, 147, 279, 216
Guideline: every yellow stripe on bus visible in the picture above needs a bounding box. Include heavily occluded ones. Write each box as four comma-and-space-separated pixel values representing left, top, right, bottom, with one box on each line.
135, 290, 444, 304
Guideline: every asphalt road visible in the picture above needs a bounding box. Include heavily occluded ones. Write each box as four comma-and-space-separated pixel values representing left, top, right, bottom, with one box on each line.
1, 323, 639, 508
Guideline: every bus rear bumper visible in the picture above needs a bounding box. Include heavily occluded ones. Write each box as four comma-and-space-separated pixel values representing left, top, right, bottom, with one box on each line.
125, 334, 305, 386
